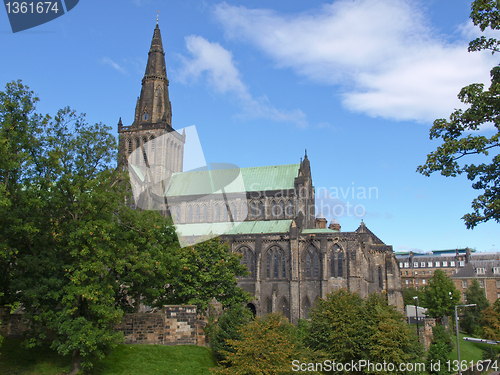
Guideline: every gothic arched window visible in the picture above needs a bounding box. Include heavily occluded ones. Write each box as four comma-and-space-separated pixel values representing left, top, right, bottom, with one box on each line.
338, 252, 344, 277
259, 201, 264, 219
215, 205, 220, 222
142, 112, 149, 121
266, 298, 272, 314
266, 246, 286, 279
239, 246, 255, 278
196, 206, 200, 222
305, 246, 320, 279
175, 206, 181, 222
126, 139, 132, 155
281, 298, 289, 318
188, 206, 193, 223
230, 203, 236, 221
203, 205, 207, 222
378, 265, 384, 289
304, 298, 311, 319
135, 138, 140, 165
286, 201, 293, 218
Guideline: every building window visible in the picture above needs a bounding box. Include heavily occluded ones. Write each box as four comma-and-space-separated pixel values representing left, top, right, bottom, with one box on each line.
494, 267, 500, 275
422, 279, 426, 285
378, 266, 383, 289
196, 206, 200, 222
435, 262, 440, 267
281, 298, 289, 318
414, 271, 418, 275
496, 280, 500, 288
267, 298, 272, 314
304, 299, 311, 319
175, 206, 181, 222
215, 205, 220, 222
451, 261, 456, 267
406, 271, 409, 276
286, 202, 293, 218
267, 246, 286, 279
305, 246, 320, 278
462, 280, 468, 289
459, 261, 465, 267
203, 205, 207, 222
142, 112, 149, 120
239, 246, 255, 278
422, 271, 426, 275
415, 280, 419, 285
414, 262, 419, 268
428, 262, 433, 267
443, 261, 448, 267
477, 268, 486, 275
127, 139, 132, 154
404, 262, 409, 268
421, 262, 425, 268
399, 262, 403, 269
480, 280, 486, 288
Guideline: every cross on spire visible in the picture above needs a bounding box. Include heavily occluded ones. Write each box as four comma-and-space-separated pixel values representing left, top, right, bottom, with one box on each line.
156, 10, 160, 24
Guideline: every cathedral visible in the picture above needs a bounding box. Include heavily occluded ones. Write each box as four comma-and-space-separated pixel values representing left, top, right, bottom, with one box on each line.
117, 23, 403, 323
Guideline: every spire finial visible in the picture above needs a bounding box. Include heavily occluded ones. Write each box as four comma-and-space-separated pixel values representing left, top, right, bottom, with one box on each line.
157, 10, 160, 25
305, 149, 307, 157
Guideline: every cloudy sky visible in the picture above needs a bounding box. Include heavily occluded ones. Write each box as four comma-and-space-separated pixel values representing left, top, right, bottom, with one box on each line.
1, 0, 499, 252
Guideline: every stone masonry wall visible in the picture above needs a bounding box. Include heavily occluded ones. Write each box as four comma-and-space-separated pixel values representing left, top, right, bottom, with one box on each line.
0, 305, 206, 346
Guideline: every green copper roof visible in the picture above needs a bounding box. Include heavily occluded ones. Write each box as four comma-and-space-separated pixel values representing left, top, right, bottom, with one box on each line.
174, 219, 293, 237
166, 164, 300, 197
302, 228, 339, 234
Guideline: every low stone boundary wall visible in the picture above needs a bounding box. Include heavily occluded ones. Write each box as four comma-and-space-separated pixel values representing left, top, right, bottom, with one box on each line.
0, 305, 207, 346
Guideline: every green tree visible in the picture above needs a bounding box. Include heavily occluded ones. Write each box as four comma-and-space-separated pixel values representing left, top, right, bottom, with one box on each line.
211, 313, 319, 375
417, 0, 500, 229
0, 81, 180, 374
306, 289, 366, 365
422, 270, 460, 319
403, 287, 423, 307
461, 279, 490, 336
205, 303, 253, 363
306, 289, 423, 374
426, 324, 453, 375
481, 299, 500, 341
163, 237, 251, 312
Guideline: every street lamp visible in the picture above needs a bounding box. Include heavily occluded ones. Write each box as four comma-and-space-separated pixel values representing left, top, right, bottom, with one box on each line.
455, 303, 477, 375
413, 296, 419, 339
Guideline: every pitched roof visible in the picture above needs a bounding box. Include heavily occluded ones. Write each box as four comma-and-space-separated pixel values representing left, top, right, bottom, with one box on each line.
174, 219, 293, 237
166, 164, 300, 197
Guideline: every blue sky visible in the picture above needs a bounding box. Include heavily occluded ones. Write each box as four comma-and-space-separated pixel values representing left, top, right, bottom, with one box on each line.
1, 0, 499, 253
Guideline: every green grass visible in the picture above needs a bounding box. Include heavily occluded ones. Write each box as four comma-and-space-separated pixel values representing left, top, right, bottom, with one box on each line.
0, 338, 217, 375
449, 331, 491, 363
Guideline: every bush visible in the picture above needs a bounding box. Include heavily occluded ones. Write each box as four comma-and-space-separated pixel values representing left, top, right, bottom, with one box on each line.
211, 313, 319, 375
205, 303, 253, 363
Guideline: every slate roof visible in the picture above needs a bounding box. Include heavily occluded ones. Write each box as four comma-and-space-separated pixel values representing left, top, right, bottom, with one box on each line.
166, 164, 300, 197
302, 228, 339, 234
452, 260, 500, 278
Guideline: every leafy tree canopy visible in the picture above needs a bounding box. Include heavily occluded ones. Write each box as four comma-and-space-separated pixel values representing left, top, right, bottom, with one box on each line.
417, 0, 500, 229
461, 278, 490, 336
421, 270, 461, 319
0, 81, 250, 374
306, 289, 423, 374
212, 313, 319, 375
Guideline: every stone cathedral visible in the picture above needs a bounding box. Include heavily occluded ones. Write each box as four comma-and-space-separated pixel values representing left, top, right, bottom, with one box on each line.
118, 24, 403, 323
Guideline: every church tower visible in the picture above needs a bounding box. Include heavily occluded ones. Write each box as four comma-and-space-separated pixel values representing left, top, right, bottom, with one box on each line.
118, 23, 185, 209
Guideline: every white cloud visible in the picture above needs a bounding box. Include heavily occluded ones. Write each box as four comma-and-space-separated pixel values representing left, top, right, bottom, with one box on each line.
101, 57, 127, 74
177, 35, 307, 127
213, 0, 500, 123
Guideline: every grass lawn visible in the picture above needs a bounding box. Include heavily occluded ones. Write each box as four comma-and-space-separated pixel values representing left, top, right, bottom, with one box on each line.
0, 338, 217, 375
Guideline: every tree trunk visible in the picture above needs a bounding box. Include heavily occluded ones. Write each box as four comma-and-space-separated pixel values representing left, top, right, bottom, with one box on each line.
68, 348, 82, 375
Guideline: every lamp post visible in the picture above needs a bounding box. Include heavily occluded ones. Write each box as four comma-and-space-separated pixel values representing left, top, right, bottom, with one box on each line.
455, 303, 477, 375
413, 296, 419, 339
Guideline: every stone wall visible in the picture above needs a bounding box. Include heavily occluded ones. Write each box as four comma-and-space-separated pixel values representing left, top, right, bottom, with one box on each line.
0, 305, 207, 346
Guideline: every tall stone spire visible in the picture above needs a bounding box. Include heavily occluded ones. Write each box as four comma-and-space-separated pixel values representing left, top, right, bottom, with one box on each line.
132, 23, 172, 128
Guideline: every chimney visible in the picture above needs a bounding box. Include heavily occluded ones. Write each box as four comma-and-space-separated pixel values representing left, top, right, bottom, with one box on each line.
315, 214, 327, 229
329, 219, 341, 232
